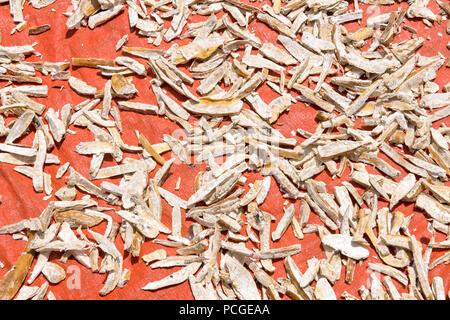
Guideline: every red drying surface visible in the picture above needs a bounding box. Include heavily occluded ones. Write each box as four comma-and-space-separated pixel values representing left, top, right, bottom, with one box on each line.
0, 1, 449, 300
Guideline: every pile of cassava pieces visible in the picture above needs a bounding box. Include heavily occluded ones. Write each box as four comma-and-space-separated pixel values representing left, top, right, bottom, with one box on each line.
0, 0, 449, 301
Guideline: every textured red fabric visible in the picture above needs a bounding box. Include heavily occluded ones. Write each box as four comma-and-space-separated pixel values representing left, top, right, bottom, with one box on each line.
0, 0, 448, 300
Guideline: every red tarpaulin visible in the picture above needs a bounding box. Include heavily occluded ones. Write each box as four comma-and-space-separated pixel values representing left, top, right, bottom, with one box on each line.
0, 0, 448, 300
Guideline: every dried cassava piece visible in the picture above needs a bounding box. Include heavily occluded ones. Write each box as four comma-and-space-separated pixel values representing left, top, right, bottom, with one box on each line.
28, 25, 50, 35
142, 262, 202, 291
321, 234, 370, 260
223, 255, 260, 300
41, 262, 66, 284
68, 76, 97, 96
142, 249, 167, 265
53, 210, 103, 228
272, 204, 294, 241
137, 132, 166, 165
116, 35, 129, 51
0, 233, 35, 300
